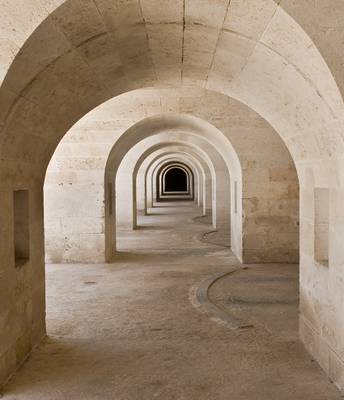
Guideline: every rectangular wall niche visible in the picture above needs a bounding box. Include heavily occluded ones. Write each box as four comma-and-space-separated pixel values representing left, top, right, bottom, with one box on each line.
314, 188, 329, 267
13, 190, 30, 267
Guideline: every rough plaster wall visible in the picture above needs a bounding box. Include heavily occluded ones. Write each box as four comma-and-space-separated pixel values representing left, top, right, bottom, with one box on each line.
1, 0, 344, 389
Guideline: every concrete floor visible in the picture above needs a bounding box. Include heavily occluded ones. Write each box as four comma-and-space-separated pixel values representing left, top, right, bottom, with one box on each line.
3, 202, 342, 399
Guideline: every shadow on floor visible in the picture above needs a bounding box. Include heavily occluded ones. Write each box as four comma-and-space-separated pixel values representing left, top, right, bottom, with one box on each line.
134, 225, 173, 230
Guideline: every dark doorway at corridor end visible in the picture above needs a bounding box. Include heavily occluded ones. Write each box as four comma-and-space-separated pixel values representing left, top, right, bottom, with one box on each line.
165, 167, 188, 192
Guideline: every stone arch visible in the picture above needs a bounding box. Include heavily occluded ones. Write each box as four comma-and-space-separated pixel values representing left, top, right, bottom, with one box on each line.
107, 122, 234, 261
140, 148, 211, 217
131, 149, 205, 228
149, 158, 200, 207
158, 162, 194, 200
1, 0, 343, 178
133, 145, 213, 228
115, 136, 221, 232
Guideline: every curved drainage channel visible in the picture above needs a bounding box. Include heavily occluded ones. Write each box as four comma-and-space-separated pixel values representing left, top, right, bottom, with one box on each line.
201, 230, 231, 248
193, 231, 228, 248
191, 270, 254, 330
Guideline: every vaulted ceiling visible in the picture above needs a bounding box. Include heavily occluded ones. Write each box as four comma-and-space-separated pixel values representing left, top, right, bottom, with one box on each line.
1, 0, 344, 184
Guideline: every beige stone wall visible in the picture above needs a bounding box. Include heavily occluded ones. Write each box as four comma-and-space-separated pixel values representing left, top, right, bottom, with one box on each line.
298, 167, 344, 390
44, 126, 122, 263
236, 126, 300, 263
0, 184, 46, 387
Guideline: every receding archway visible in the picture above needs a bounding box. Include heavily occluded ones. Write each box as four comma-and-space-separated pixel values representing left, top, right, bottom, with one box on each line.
105, 117, 235, 261
164, 167, 188, 193
141, 149, 210, 217
111, 128, 232, 255
1, 0, 344, 392
157, 162, 194, 202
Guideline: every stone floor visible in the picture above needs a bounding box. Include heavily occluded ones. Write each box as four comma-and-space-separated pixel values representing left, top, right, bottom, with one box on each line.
3, 202, 342, 399
193, 214, 231, 247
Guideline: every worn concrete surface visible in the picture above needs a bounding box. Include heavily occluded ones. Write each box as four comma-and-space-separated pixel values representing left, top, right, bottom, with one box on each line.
193, 214, 231, 248
209, 265, 299, 341
3, 203, 342, 399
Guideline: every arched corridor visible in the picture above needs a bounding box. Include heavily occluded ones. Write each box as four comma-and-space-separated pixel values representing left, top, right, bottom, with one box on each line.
3, 202, 341, 399
1, 1, 344, 397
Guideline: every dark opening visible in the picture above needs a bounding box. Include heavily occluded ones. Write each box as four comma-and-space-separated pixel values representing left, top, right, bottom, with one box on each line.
164, 168, 188, 192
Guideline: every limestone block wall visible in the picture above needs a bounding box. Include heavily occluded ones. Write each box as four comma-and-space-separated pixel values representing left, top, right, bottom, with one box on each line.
242, 165, 299, 263
44, 126, 122, 263
298, 162, 344, 390
222, 119, 300, 263
0, 181, 46, 387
